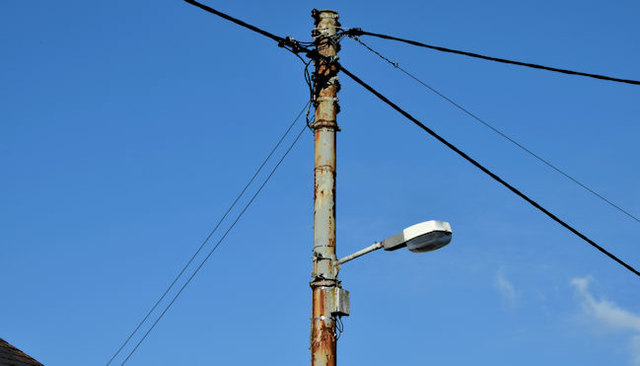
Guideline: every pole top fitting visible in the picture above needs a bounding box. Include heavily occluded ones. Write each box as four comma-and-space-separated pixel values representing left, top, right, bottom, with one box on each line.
312, 9, 339, 24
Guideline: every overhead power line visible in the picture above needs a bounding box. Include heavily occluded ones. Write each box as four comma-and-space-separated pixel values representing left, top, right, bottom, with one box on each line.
349, 36, 640, 225
107, 0, 638, 363
338, 64, 640, 278
106, 102, 309, 365
183, 0, 309, 57
183, 0, 284, 43
183, 0, 638, 283
346, 28, 640, 86
120, 118, 309, 364
110, 104, 310, 365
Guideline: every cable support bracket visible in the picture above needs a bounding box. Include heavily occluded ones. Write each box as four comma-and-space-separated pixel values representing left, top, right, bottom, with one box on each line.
315, 96, 339, 104
310, 119, 340, 131
309, 278, 339, 288
277, 36, 306, 54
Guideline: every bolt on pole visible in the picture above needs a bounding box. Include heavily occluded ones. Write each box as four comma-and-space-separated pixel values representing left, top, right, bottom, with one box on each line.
310, 8, 341, 366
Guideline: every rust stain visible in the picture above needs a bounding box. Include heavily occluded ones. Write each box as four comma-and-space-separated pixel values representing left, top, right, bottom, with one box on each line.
311, 288, 336, 366
311, 9, 340, 366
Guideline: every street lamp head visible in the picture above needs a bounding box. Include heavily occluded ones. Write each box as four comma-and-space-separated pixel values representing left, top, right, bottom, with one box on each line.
403, 221, 452, 253
382, 220, 452, 253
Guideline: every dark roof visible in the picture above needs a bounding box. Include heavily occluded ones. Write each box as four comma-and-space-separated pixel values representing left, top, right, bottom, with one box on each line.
0, 338, 43, 366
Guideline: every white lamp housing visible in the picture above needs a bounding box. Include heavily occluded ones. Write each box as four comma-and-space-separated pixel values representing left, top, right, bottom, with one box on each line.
382, 220, 452, 253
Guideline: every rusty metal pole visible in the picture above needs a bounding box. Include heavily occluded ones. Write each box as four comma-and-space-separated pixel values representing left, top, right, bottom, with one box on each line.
310, 9, 341, 366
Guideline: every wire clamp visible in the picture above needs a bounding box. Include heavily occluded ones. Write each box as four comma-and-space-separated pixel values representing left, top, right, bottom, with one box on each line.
344, 27, 363, 37
278, 36, 305, 54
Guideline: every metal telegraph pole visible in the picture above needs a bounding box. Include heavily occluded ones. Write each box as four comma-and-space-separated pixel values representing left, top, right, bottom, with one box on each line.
307, 9, 453, 366
310, 8, 349, 366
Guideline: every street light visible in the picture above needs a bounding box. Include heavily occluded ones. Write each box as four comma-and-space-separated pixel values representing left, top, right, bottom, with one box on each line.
322, 220, 453, 347
337, 220, 453, 265
385, 220, 453, 253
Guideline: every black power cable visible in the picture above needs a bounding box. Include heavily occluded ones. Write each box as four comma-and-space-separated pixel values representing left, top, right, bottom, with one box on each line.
183, 0, 284, 43
107, 103, 309, 365
120, 117, 311, 365
338, 63, 640, 277
349, 35, 640, 225
183, 0, 307, 56
347, 28, 640, 86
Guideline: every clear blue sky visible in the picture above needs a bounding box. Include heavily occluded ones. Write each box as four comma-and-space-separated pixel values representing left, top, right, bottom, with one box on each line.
2, 0, 639, 365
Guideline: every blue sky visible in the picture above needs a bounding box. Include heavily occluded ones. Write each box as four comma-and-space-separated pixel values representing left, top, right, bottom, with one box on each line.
2, 0, 639, 365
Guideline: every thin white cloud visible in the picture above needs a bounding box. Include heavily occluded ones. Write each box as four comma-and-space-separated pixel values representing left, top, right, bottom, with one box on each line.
495, 269, 517, 306
571, 276, 640, 365
571, 277, 640, 332
632, 336, 640, 366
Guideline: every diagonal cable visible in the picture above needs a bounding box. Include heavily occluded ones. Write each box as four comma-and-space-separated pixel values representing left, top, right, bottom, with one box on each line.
349, 36, 640, 225
346, 28, 640, 86
106, 102, 309, 365
339, 63, 640, 278
183, 0, 284, 43
120, 117, 311, 365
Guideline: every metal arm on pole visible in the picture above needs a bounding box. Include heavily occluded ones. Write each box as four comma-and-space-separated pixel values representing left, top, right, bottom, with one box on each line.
337, 242, 384, 265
